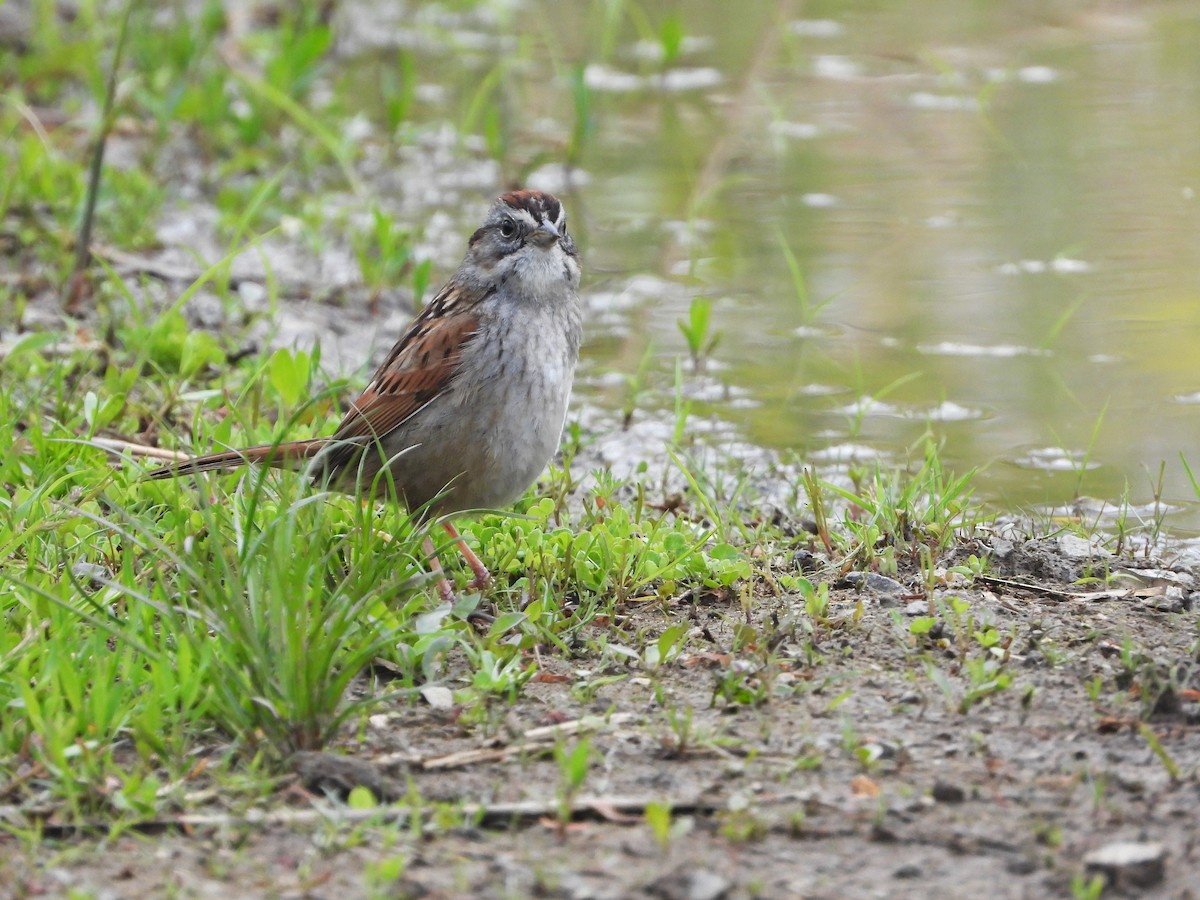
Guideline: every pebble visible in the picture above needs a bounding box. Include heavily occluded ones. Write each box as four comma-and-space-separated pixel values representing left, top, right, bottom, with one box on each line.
1083, 841, 1165, 889
647, 867, 731, 900
419, 685, 455, 710
1057, 534, 1110, 559
1005, 854, 1038, 875
1144, 586, 1188, 613
791, 549, 821, 572
987, 538, 1014, 559
931, 781, 966, 803
843, 571, 905, 595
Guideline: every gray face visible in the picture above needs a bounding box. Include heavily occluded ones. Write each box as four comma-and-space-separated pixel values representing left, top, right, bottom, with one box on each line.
468, 191, 580, 286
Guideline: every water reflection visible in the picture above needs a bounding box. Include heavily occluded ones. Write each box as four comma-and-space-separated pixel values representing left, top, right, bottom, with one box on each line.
343, 0, 1200, 527
543, 1, 1200, 527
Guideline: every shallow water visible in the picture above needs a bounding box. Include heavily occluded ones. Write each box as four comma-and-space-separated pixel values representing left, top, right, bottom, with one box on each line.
339, 1, 1200, 527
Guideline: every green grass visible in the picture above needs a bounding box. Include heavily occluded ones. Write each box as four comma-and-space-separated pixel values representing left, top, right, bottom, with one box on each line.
0, 278, 762, 820
0, 0, 1137, 847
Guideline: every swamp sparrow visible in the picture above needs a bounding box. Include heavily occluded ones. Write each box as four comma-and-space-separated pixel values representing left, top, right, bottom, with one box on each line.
150, 190, 583, 600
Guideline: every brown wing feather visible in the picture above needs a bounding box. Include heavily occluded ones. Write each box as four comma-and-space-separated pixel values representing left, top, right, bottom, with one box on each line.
314, 281, 493, 472
148, 279, 493, 482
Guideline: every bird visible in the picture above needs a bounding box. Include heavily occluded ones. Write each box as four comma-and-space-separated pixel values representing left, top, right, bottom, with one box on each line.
149, 189, 583, 602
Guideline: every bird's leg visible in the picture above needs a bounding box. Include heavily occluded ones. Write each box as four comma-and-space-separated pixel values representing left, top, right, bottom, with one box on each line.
422, 535, 457, 604
425, 528, 494, 628
442, 520, 492, 591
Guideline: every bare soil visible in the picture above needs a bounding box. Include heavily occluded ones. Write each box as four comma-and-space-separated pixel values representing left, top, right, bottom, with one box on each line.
6, 531, 1199, 900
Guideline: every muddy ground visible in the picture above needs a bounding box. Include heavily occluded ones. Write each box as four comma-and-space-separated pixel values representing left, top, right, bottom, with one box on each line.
5, 251, 1200, 900
7, 525, 1199, 899
4, 3, 1199, 894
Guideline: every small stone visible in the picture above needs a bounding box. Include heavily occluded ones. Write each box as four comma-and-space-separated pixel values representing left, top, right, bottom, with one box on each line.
686, 870, 731, 900
862, 741, 899, 760
420, 685, 455, 710
1145, 586, 1187, 613
791, 549, 819, 572
894, 863, 922, 879
647, 867, 730, 900
1005, 854, 1038, 875
1083, 841, 1165, 889
987, 538, 1014, 559
904, 601, 928, 616
931, 781, 966, 803
237, 280, 268, 309
843, 571, 905, 594
1057, 534, 1110, 560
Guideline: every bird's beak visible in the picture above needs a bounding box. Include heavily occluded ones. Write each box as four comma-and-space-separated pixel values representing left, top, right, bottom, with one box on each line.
529, 221, 561, 248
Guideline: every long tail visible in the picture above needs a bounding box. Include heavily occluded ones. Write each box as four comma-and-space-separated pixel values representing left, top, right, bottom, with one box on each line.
146, 439, 329, 479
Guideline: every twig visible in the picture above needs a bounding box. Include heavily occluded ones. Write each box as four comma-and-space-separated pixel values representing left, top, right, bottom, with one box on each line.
975, 574, 1131, 602
380, 713, 638, 771
79, 436, 189, 462
418, 743, 554, 770
65, 0, 137, 314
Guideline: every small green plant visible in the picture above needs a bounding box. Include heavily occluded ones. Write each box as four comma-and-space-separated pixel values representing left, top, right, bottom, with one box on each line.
776, 229, 835, 326
621, 345, 655, 428
800, 467, 834, 554
1138, 723, 1180, 781
959, 656, 1013, 713
657, 13, 685, 65
947, 553, 989, 580
663, 704, 696, 755
712, 661, 769, 707
554, 738, 592, 833
797, 577, 831, 632
469, 647, 537, 699
644, 624, 689, 669
677, 297, 720, 371
567, 62, 595, 166
718, 807, 767, 842
1070, 872, 1106, 900
377, 50, 416, 132
672, 358, 692, 443
365, 854, 410, 893
645, 800, 672, 850
353, 206, 415, 307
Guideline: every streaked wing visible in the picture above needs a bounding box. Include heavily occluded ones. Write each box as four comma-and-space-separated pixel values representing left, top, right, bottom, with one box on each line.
320, 280, 492, 467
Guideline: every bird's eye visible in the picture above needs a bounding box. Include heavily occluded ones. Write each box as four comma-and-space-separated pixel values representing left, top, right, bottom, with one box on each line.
499, 219, 517, 238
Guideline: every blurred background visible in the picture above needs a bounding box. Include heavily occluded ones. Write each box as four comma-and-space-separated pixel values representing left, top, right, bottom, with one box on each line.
6, 0, 1200, 527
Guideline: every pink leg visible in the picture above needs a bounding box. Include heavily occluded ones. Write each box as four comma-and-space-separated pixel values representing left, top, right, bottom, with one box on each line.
442, 520, 491, 591
423, 535, 456, 604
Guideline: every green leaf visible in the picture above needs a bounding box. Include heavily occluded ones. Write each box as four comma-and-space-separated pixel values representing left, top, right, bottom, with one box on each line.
268, 348, 308, 407
348, 785, 378, 809
910, 616, 937, 635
